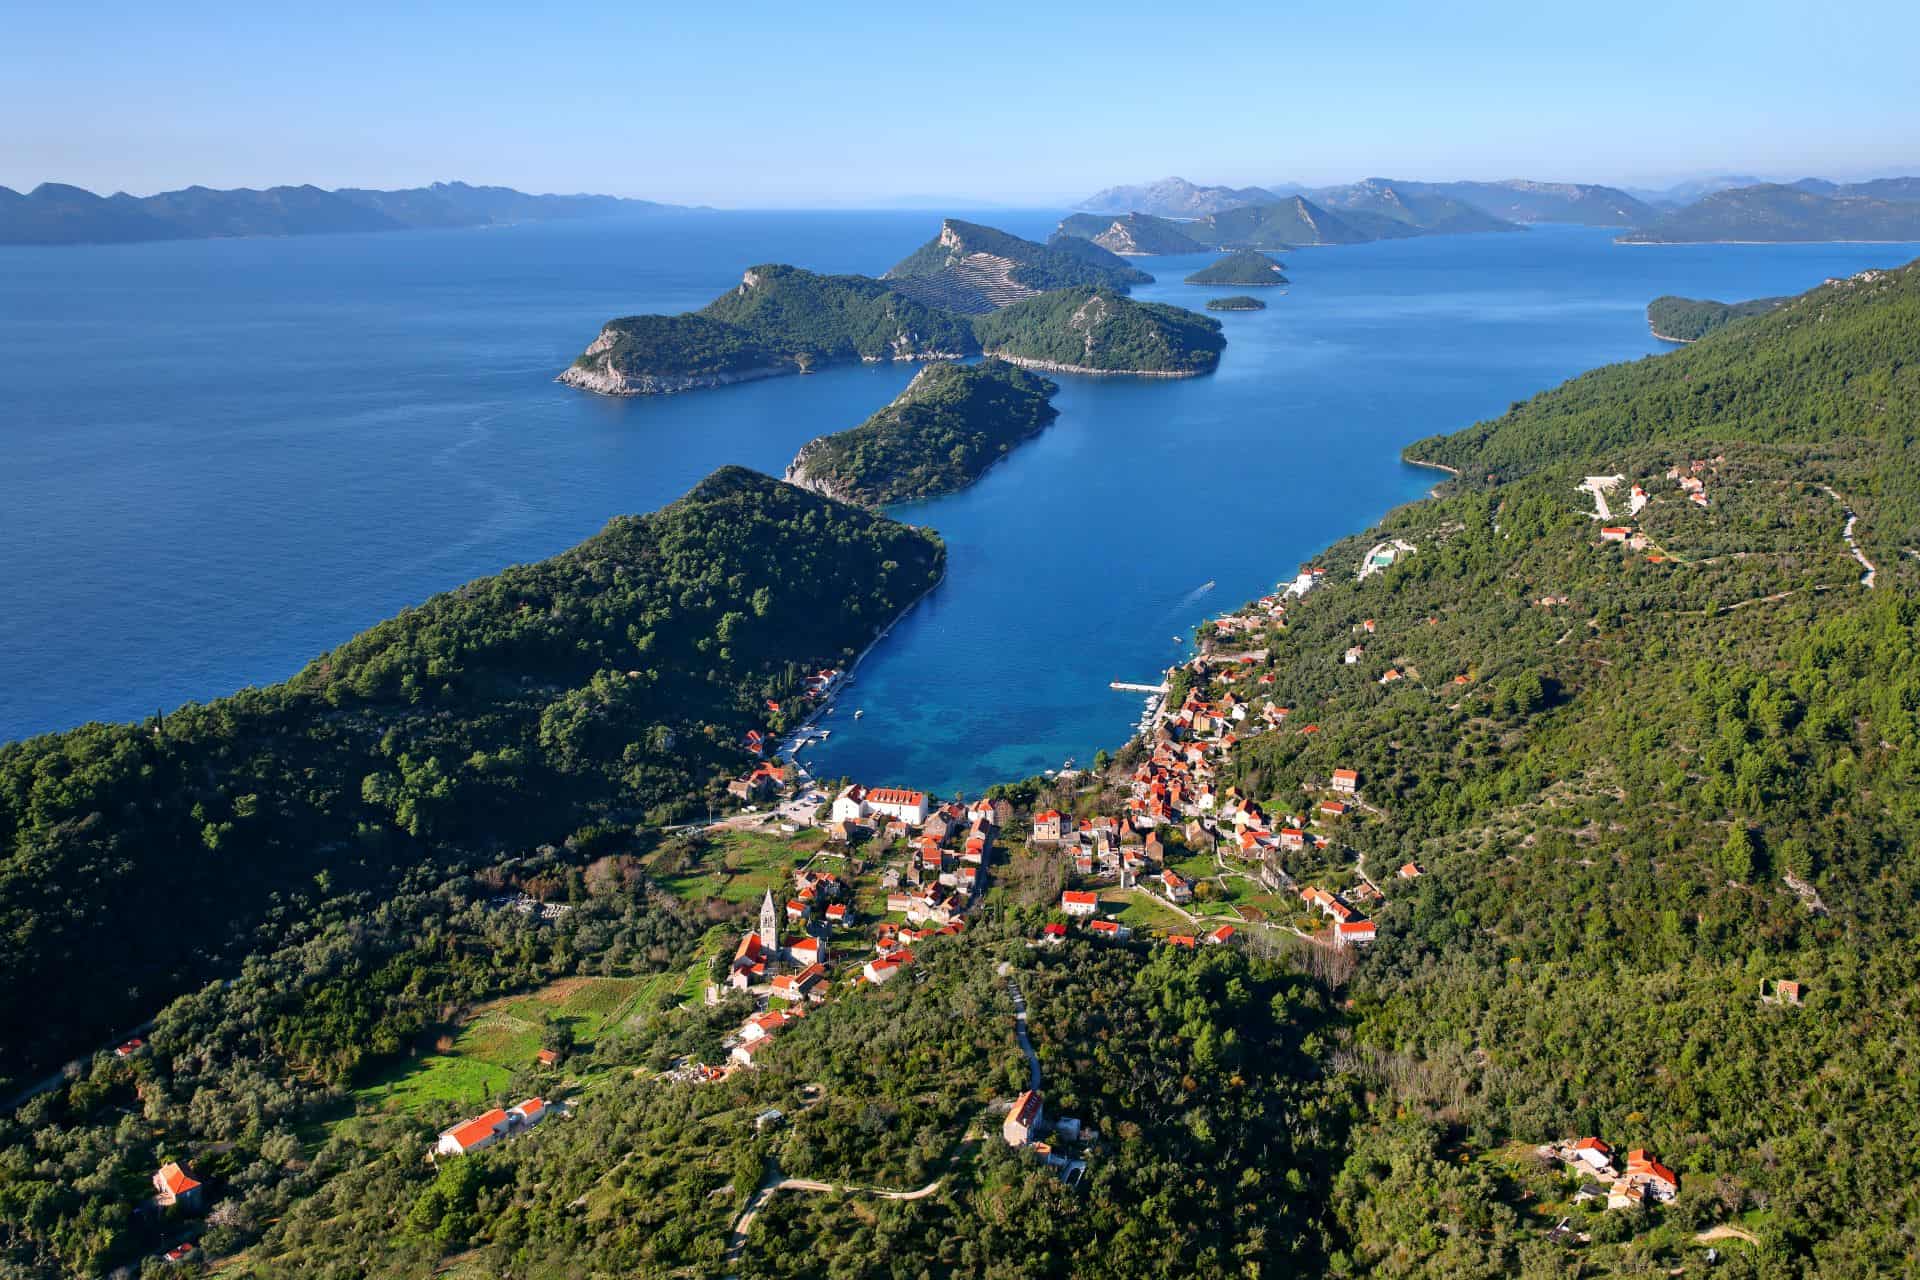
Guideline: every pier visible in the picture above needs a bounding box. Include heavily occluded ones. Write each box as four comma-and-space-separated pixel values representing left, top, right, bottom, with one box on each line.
1110, 681, 1170, 694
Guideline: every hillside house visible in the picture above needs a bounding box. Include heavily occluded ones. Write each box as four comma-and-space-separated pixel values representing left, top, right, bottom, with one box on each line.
1335, 919, 1377, 946
1087, 919, 1130, 941
1330, 768, 1359, 794
1572, 1136, 1614, 1172
152, 1162, 204, 1212
1004, 1090, 1044, 1147
435, 1101, 544, 1158
1032, 809, 1066, 843
1061, 890, 1099, 917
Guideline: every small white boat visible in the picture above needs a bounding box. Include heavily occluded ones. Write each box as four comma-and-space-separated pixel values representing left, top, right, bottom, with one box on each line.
853, 708, 864, 719
818, 729, 831, 739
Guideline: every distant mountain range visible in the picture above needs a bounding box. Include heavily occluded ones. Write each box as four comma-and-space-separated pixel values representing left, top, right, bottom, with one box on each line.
1059, 185, 1521, 252
1078, 175, 1649, 228
1618, 183, 1920, 244
1077, 177, 1287, 219
0, 181, 689, 245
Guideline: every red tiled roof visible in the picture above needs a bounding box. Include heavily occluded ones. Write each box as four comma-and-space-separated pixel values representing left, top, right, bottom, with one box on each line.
155, 1162, 201, 1196
446, 1110, 508, 1151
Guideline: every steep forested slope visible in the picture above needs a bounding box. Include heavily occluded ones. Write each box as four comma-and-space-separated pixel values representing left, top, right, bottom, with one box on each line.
0, 469, 942, 1087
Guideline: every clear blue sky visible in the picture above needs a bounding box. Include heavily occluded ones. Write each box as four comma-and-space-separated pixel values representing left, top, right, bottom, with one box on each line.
4, 0, 1914, 205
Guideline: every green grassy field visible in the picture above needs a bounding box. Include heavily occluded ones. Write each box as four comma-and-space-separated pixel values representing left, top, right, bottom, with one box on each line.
649, 827, 818, 905
353, 976, 654, 1116
1103, 890, 1191, 933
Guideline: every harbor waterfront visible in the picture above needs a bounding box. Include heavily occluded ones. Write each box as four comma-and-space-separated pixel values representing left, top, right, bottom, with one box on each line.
4, 214, 1916, 787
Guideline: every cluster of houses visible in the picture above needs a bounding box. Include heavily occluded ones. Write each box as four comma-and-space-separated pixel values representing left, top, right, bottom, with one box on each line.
1556, 1136, 1681, 1210
711, 787, 1003, 1070
1668, 459, 1719, 510
738, 667, 845, 766
434, 1097, 552, 1157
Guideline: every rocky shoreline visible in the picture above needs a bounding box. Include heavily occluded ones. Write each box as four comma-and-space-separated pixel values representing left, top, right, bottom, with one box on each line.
982, 351, 1204, 379
555, 362, 796, 396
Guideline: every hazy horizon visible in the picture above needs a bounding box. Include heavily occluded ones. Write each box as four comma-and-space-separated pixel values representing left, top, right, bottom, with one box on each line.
5, 0, 1918, 206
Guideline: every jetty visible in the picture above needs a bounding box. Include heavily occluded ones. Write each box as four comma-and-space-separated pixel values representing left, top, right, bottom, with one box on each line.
1110, 681, 1171, 694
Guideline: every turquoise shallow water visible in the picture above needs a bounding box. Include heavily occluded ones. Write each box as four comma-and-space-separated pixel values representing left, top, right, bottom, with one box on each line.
2, 214, 1915, 793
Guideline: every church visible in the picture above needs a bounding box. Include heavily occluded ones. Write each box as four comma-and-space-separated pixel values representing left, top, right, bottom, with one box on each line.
727, 889, 785, 990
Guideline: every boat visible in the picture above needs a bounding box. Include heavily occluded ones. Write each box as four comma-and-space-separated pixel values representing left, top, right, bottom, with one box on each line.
853, 709, 864, 719
1172, 635, 1184, 642
1200, 579, 1216, 590
818, 729, 831, 739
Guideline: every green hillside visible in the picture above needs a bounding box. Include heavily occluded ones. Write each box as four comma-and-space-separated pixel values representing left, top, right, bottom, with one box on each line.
884, 218, 1151, 314
0, 468, 943, 1087
1410, 262, 1920, 545
785, 359, 1059, 505
974, 286, 1226, 375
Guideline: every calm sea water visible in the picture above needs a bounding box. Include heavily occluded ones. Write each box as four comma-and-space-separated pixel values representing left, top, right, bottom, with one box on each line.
3, 216, 1914, 793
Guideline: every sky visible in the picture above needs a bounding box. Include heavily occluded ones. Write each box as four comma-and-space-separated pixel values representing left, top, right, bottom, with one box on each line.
3, 0, 1916, 207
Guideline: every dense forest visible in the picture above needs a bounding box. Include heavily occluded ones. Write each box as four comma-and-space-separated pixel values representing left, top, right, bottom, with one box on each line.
785, 360, 1059, 506
1206, 295, 1267, 312
1184, 250, 1290, 286
0, 468, 942, 1089
1646, 293, 1788, 341
974, 287, 1225, 375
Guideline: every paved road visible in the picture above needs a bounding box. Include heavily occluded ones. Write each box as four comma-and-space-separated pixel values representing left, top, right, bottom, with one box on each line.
1006, 980, 1040, 1093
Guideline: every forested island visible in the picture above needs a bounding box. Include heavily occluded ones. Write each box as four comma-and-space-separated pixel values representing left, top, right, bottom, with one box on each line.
784, 360, 1059, 505
1205, 295, 1267, 311
1647, 293, 1789, 341
1053, 212, 1207, 256
974, 286, 1226, 376
1184, 250, 1289, 286
558, 265, 979, 394
559, 219, 1175, 396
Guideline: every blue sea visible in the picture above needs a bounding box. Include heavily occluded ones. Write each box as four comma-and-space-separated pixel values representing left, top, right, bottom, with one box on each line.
3, 214, 1914, 794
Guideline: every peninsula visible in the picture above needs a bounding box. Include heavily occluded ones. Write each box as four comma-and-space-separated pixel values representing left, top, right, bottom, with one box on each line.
973, 286, 1225, 376
1184, 250, 1289, 286
1646, 293, 1789, 342
784, 360, 1059, 506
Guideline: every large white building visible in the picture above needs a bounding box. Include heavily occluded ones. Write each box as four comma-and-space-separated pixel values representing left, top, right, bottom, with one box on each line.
831, 784, 930, 827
